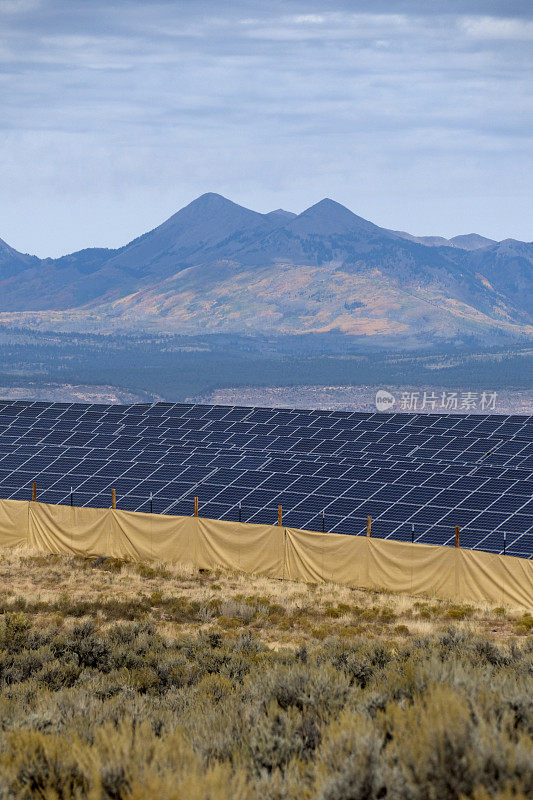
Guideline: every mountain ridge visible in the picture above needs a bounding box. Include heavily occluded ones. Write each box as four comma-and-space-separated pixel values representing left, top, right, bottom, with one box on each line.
0, 194, 531, 347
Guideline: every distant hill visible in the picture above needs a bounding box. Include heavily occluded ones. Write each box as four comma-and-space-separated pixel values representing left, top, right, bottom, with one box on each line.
449, 233, 497, 250
0, 193, 531, 347
392, 230, 497, 250
0, 236, 40, 278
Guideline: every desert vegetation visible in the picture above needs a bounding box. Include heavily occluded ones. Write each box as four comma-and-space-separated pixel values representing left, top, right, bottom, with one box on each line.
0, 548, 530, 799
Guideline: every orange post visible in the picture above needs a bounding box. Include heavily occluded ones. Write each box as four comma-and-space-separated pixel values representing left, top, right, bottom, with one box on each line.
194, 497, 199, 517
455, 525, 460, 548
278, 505, 282, 526
111, 488, 116, 509
32, 482, 36, 502
366, 515, 372, 537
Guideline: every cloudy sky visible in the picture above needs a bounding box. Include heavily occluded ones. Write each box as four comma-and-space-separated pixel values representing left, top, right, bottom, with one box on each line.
1, 0, 532, 256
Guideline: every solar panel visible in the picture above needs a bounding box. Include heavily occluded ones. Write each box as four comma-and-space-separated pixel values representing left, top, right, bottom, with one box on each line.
0, 399, 531, 557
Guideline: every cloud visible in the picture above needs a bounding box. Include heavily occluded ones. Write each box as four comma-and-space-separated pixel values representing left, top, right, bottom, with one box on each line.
0, 0, 41, 14
0, 0, 531, 255
460, 16, 533, 39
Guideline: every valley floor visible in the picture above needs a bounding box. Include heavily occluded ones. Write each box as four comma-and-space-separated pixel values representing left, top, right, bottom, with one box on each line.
1, 383, 531, 414
0, 384, 158, 404
200, 385, 533, 415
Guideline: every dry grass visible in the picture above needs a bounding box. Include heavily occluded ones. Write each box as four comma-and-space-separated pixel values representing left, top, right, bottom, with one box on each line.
0, 546, 529, 644
0, 547, 530, 799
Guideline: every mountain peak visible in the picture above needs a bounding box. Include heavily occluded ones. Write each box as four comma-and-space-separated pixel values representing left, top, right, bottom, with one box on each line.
449, 233, 497, 250
303, 197, 352, 214
181, 192, 250, 215
154, 192, 264, 235
0, 236, 40, 273
265, 209, 296, 222
288, 198, 382, 237
99, 192, 269, 277
315, 197, 343, 207
190, 191, 232, 205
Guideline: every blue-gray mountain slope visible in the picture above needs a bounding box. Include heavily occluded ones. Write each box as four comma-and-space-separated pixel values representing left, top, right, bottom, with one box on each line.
0, 194, 531, 344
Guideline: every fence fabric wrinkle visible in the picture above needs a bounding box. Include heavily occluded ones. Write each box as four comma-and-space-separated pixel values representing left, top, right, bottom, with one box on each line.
0, 500, 530, 610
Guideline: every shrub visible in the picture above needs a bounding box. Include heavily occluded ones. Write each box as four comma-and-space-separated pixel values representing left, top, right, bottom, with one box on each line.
0, 609, 528, 799
313, 710, 385, 800
136, 563, 171, 580
515, 614, 533, 634
445, 604, 474, 620
246, 701, 314, 773
0, 729, 90, 798
92, 556, 125, 573
0, 614, 31, 653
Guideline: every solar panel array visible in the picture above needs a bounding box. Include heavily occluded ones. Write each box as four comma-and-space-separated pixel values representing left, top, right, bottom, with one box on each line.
0, 399, 532, 558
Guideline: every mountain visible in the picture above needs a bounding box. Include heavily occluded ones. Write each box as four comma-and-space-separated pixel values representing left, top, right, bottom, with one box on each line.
466, 239, 533, 316
392, 230, 497, 250
102, 192, 278, 273
265, 209, 296, 223
0, 236, 40, 278
449, 233, 496, 250
0, 194, 299, 310
0, 194, 531, 347
390, 231, 452, 248
284, 198, 381, 237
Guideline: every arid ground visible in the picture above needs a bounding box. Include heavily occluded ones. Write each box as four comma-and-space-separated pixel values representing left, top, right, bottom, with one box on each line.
0, 547, 530, 799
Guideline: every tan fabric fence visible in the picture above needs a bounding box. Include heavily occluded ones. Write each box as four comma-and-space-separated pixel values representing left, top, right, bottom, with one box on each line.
0, 499, 531, 610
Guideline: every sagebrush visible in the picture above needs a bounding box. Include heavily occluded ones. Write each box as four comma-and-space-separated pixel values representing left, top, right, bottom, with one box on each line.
0, 550, 530, 799
0, 613, 530, 799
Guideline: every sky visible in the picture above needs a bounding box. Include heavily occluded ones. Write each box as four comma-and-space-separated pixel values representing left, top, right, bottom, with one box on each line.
1, 0, 532, 257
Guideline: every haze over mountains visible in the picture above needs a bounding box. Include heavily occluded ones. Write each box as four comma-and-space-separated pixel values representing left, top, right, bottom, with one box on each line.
0, 193, 532, 347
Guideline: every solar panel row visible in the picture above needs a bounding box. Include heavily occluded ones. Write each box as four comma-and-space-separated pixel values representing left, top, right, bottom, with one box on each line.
0, 400, 531, 558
